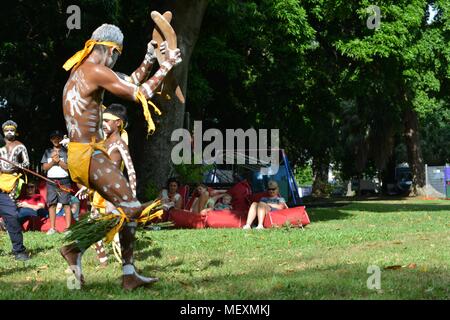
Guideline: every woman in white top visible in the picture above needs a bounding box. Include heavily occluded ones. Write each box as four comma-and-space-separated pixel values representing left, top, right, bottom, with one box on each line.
158, 178, 182, 210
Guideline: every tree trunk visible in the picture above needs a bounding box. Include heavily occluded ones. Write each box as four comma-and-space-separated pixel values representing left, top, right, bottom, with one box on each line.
312, 157, 329, 197
380, 155, 396, 195
403, 107, 426, 196
134, 0, 208, 196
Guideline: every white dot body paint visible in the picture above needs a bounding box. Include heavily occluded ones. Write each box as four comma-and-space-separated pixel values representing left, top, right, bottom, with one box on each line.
123, 195, 128, 201
115, 183, 120, 189
119, 201, 141, 208
106, 168, 112, 173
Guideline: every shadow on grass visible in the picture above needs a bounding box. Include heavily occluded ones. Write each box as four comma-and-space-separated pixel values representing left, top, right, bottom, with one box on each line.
306, 200, 450, 223
1, 262, 448, 299
135, 247, 163, 260
0, 265, 35, 277
307, 209, 353, 223
342, 202, 450, 213
159, 263, 450, 300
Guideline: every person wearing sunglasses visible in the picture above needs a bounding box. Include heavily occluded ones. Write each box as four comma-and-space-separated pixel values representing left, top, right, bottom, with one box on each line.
243, 180, 288, 230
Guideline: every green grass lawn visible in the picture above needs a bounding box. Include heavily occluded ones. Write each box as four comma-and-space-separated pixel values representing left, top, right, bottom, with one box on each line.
1, 199, 449, 299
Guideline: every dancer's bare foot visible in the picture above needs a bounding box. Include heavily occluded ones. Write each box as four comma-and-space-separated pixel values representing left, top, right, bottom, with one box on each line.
122, 273, 159, 291
121, 265, 158, 291
60, 244, 85, 286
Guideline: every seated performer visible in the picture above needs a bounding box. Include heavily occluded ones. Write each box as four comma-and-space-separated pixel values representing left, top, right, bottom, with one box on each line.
59, 23, 182, 290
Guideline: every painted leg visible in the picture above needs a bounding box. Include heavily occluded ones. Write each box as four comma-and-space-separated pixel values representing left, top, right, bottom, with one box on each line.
120, 222, 158, 290
60, 242, 85, 286
94, 241, 108, 267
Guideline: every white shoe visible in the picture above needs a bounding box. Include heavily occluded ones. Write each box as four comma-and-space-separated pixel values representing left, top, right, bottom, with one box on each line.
242, 224, 251, 230
255, 225, 265, 230
46, 228, 57, 235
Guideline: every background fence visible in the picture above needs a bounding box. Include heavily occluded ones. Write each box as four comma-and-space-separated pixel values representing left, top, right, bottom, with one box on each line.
425, 164, 450, 198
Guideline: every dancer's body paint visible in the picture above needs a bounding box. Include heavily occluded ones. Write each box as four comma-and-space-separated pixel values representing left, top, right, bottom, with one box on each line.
60, 23, 182, 290
0, 121, 30, 199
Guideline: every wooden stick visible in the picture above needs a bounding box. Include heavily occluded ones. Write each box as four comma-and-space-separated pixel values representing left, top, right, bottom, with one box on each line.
0, 156, 74, 193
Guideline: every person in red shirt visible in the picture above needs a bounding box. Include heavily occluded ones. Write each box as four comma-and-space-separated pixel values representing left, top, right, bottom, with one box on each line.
17, 182, 47, 222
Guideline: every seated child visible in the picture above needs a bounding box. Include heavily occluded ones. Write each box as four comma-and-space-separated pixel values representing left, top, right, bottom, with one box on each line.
190, 184, 228, 214
214, 193, 233, 211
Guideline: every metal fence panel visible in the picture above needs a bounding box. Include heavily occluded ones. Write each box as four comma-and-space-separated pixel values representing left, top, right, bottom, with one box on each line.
426, 165, 446, 198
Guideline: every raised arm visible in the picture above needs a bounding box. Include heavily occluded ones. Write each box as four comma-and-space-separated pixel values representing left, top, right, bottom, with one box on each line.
137, 42, 181, 100
127, 41, 158, 85
93, 42, 181, 103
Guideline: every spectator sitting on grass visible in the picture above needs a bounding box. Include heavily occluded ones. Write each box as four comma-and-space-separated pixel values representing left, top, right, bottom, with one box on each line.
158, 177, 182, 211
16, 182, 47, 222
243, 180, 288, 230
190, 184, 228, 214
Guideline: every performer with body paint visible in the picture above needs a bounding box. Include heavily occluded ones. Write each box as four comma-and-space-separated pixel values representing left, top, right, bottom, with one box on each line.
78, 104, 137, 267
59, 23, 182, 290
0, 121, 31, 261
0, 121, 30, 199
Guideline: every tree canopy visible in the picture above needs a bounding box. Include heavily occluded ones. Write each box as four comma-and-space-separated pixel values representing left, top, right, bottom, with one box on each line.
1, 0, 449, 196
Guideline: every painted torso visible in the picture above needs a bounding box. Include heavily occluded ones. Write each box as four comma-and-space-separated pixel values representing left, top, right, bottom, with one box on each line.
63, 63, 105, 143
0, 141, 29, 173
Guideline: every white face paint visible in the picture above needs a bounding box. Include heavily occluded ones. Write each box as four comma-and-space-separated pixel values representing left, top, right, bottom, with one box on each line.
3, 129, 15, 140
102, 120, 112, 136
106, 49, 120, 68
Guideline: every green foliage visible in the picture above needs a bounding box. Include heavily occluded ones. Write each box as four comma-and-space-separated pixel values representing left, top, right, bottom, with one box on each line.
172, 163, 213, 185
295, 165, 314, 186
2, 0, 450, 196
143, 179, 160, 200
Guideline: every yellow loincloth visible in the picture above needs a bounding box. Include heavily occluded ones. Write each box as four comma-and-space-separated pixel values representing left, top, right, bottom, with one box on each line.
92, 191, 106, 214
67, 139, 108, 189
0, 173, 21, 193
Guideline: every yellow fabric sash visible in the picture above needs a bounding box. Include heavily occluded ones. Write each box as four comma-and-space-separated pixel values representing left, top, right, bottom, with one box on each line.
0, 173, 21, 193
63, 40, 123, 71
134, 89, 162, 136
92, 191, 106, 212
102, 201, 163, 243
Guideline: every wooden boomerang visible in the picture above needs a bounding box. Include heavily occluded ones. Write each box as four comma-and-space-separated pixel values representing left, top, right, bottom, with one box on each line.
151, 11, 185, 104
